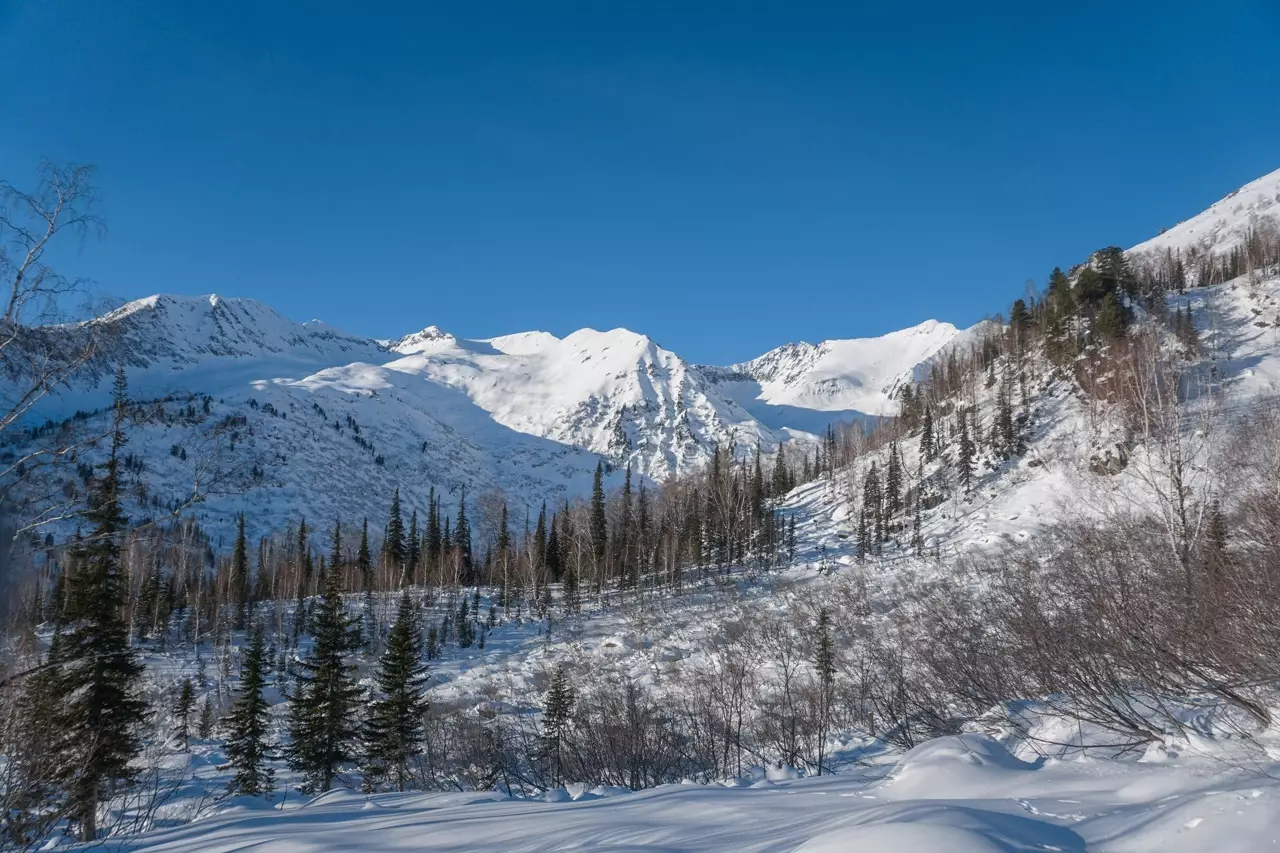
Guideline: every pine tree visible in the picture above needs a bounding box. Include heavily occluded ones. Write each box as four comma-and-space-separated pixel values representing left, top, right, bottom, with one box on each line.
920, 405, 935, 462
996, 385, 1016, 459
231, 513, 249, 629
885, 442, 902, 518
912, 492, 924, 557
590, 461, 608, 575
226, 624, 274, 797
49, 365, 146, 841
812, 608, 836, 776
384, 487, 406, 583
174, 678, 196, 750
198, 695, 216, 739
363, 593, 430, 792
455, 490, 473, 575
356, 518, 372, 590
957, 414, 974, 496
1094, 291, 1126, 342
538, 666, 575, 787
287, 561, 362, 793
771, 445, 790, 496
6, 648, 63, 847
856, 507, 870, 561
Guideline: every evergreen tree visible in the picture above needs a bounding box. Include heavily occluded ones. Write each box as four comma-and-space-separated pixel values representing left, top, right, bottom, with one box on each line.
538, 666, 575, 787
384, 487, 406, 582
1094, 291, 1126, 342
174, 678, 196, 750
590, 461, 608, 573
287, 561, 362, 793
812, 608, 836, 776
49, 365, 146, 841
856, 507, 870, 561
771, 445, 790, 496
957, 414, 975, 496
407, 508, 421, 579
363, 593, 430, 792
885, 443, 902, 518
996, 388, 1016, 458
454, 489, 473, 574
920, 405, 935, 463
231, 513, 249, 628
356, 518, 372, 589
912, 492, 924, 557
198, 695, 216, 739
226, 624, 274, 797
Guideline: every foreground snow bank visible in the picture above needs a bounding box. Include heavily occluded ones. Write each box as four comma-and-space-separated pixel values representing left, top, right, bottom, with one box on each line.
111, 735, 1278, 852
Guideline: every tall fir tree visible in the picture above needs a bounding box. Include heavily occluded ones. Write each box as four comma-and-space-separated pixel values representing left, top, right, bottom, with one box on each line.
287, 561, 363, 793
49, 365, 146, 841
538, 666, 575, 787
174, 678, 196, 750
231, 513, 249, 629
356, 518, 372, 589
384, 487, 406, 584
589, 461, 608, 574
362, 593, 430, 792
225, 624, 274, 797
885, 442, 902, 518
920, 405, 935, 462
812, 608, 836, 776
957, 414, 975, 496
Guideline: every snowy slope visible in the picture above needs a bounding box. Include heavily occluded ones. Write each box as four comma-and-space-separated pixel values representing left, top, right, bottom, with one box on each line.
384, 324, 786, 474
699, 320, 965, 432
9, 291, 978, 538
1130, 166, 1280, 258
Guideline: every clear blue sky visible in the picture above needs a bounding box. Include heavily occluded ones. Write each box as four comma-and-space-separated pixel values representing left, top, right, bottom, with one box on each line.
2, 1, 1277, 364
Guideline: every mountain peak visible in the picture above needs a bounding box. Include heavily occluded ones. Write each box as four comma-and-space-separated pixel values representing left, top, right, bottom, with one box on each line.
391, 325, 457, 354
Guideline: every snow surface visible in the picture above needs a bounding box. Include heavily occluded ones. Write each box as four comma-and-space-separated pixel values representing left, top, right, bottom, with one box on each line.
114, 733, 1280, 852
1130, 166, 1280, 258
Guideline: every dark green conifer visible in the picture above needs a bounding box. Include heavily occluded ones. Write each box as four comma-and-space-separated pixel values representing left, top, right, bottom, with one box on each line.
362, 594, 430, 792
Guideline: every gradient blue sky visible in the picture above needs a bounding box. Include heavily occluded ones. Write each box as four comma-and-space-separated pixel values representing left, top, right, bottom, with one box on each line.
2, 1, 1277, 363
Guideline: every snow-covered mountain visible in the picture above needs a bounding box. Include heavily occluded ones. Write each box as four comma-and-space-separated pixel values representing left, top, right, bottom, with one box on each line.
699, 320, 965, 432
15, 291, 967, 538
13, 166, 1277, 541
1130, 166, 1280, 258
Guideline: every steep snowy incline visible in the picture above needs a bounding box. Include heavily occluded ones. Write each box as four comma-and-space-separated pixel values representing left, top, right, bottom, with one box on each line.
700, 319, 964, 432
1130, 166, 1280, 258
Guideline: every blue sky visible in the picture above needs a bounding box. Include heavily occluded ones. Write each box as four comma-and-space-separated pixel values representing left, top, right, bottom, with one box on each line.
2, 1, 1277, 364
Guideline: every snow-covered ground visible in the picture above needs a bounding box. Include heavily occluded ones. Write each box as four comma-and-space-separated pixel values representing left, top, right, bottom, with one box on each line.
116, 733, 1280, 853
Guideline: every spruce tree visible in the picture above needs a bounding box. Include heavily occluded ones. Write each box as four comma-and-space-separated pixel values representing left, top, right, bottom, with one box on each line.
957, 415, 975, 496
771, 445, 790, 496
920, 405, 935, 462
175, 678, 196, 750
590, 461, 608, 574
231, 513, 249, 629
287, 561, 362, 793
198, 695, 216, 739
885, 443, 902, 518
226, 624, 274, 797
362, 593, 430, 792
538, 666, 575, 787
356, 518, 372, 590
812, 608, 836, 776
49, 366, 146, 841
385, 487, 406, 583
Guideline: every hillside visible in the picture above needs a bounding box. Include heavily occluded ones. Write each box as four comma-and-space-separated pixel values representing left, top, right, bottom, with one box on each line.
9, 297, 967, 540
